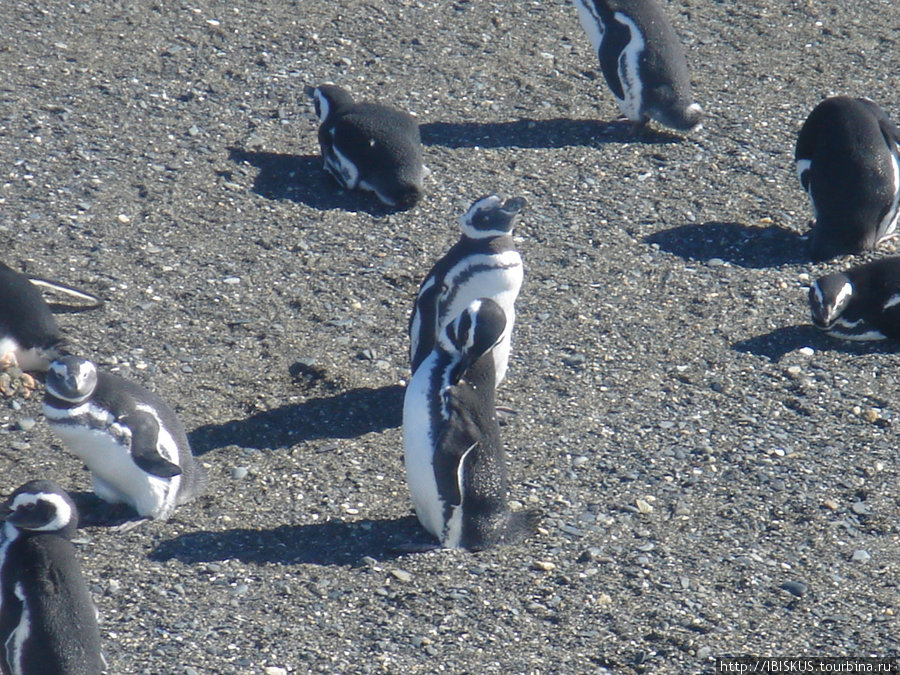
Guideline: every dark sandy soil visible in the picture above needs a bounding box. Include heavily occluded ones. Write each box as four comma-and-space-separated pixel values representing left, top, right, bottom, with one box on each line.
2, 0, 900, 673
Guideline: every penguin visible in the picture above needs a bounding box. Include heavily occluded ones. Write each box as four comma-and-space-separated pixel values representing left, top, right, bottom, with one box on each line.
809, 256, 900, 341
42, 356, 207, 523
0, 260, 101, 373
0, 479, 106, 675
403, 298, 538, 550
307, 84, 427, 209
573, 0, 702, 132
796, 96, 900, 261
409, 194, 525, 385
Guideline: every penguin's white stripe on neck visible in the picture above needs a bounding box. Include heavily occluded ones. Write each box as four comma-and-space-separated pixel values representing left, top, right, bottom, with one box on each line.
612, 12, 645, 119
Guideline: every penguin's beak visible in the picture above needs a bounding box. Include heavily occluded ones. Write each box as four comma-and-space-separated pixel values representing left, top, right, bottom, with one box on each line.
502, 197, 527, 214
303, 85, 316, 100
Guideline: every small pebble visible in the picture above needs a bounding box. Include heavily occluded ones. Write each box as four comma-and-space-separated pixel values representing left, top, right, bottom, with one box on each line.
185, 668, 200, 675
533, 560, 556, 572
850, 501, 871, 516
852, 549, 871, 563
264, 668, 288, 675
390, 569, 412, 583
707, 258, 725, 267
231, 467, 249, 480
15, 417, 36, 432
799, 347, 814, 356
635, 498, 653, 514
780, 580, 808, 598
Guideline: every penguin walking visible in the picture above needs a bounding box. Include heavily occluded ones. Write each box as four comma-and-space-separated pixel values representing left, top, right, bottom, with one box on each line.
43, 356, 207, 524
573, 0, 702, 132
0, 479, 106, 674
403, 298, 538, 550
809, 256, 900, 340
0, 261, 101, 396
307, 84, 427, 209
796, 96, 900, 261
409, 194, 525, 385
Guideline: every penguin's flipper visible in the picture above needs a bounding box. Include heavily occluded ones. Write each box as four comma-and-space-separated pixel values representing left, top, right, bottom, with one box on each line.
409, 277, 442, 372
121, 411, 183, 478
433, 394, 482, 508
599, 13, 633, 101
27, 277, 104, 313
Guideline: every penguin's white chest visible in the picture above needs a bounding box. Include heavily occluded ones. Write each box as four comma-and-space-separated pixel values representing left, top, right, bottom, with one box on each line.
402, 363, 446, 540
44, 408, 180, 519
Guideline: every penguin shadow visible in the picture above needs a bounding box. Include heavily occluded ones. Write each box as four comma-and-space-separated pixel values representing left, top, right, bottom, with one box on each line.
226, 147, 398, 215
149, 516, 424, 566
733, 324, 900, 362
419, 118, 681, 149
645, 221, 809, 268
188, 384, 404, 455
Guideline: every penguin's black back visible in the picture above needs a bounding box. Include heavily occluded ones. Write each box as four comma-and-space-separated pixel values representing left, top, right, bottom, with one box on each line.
1, 534, 105, 674
332, 103, 424, 185
796, 97, 900, 260
436, 347, 536, 550
0, 261, 63, 350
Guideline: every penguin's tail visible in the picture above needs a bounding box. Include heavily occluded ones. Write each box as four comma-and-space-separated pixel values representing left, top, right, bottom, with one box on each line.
28, 277, 104, 313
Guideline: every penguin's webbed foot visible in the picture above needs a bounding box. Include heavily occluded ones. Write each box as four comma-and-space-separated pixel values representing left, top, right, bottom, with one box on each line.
0, 363, 35, 399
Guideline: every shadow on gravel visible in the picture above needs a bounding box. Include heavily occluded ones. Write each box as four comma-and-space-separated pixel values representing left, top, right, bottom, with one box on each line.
227, 148, 395, 215
150, 516, 424, 566
188, 384, 404, 455
420, 118, 681, 148
733, 324, 900, 361
646, 221, 808, 268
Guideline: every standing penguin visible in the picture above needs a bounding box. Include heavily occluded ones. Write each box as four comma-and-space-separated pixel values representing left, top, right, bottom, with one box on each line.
307, 84, 427, 209
809, 256, 900, 340
43, 356, 207, 523
795, 96, 900, 261
573, 0, 702, 131
0, 479, 106, 674
403, 298, 538, 550
409, 194, 525, 385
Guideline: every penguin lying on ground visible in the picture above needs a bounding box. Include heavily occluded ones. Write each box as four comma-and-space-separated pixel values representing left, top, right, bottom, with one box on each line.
403, 298, 539, 550
43, 355, 207, 526
0, 479, 106, 674
0, 261, 101, 397
809, 256, 900, 341
796, 96, 900, 261
409, 194, 525, 385
307, 84, 428, 209
573, 0, 702, 132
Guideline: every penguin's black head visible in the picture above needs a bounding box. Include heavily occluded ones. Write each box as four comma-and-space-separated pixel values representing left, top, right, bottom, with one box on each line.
45, 355, 98, 404
307, 84, 355, 123
2, 479, 78, 536
647, 98, 703, 132
809, 272, 853, 329
459, 194, 527, 239
441, 298, 507, 368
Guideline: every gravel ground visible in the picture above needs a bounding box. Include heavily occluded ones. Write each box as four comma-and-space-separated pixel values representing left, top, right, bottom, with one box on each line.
2, 0, 900, 673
